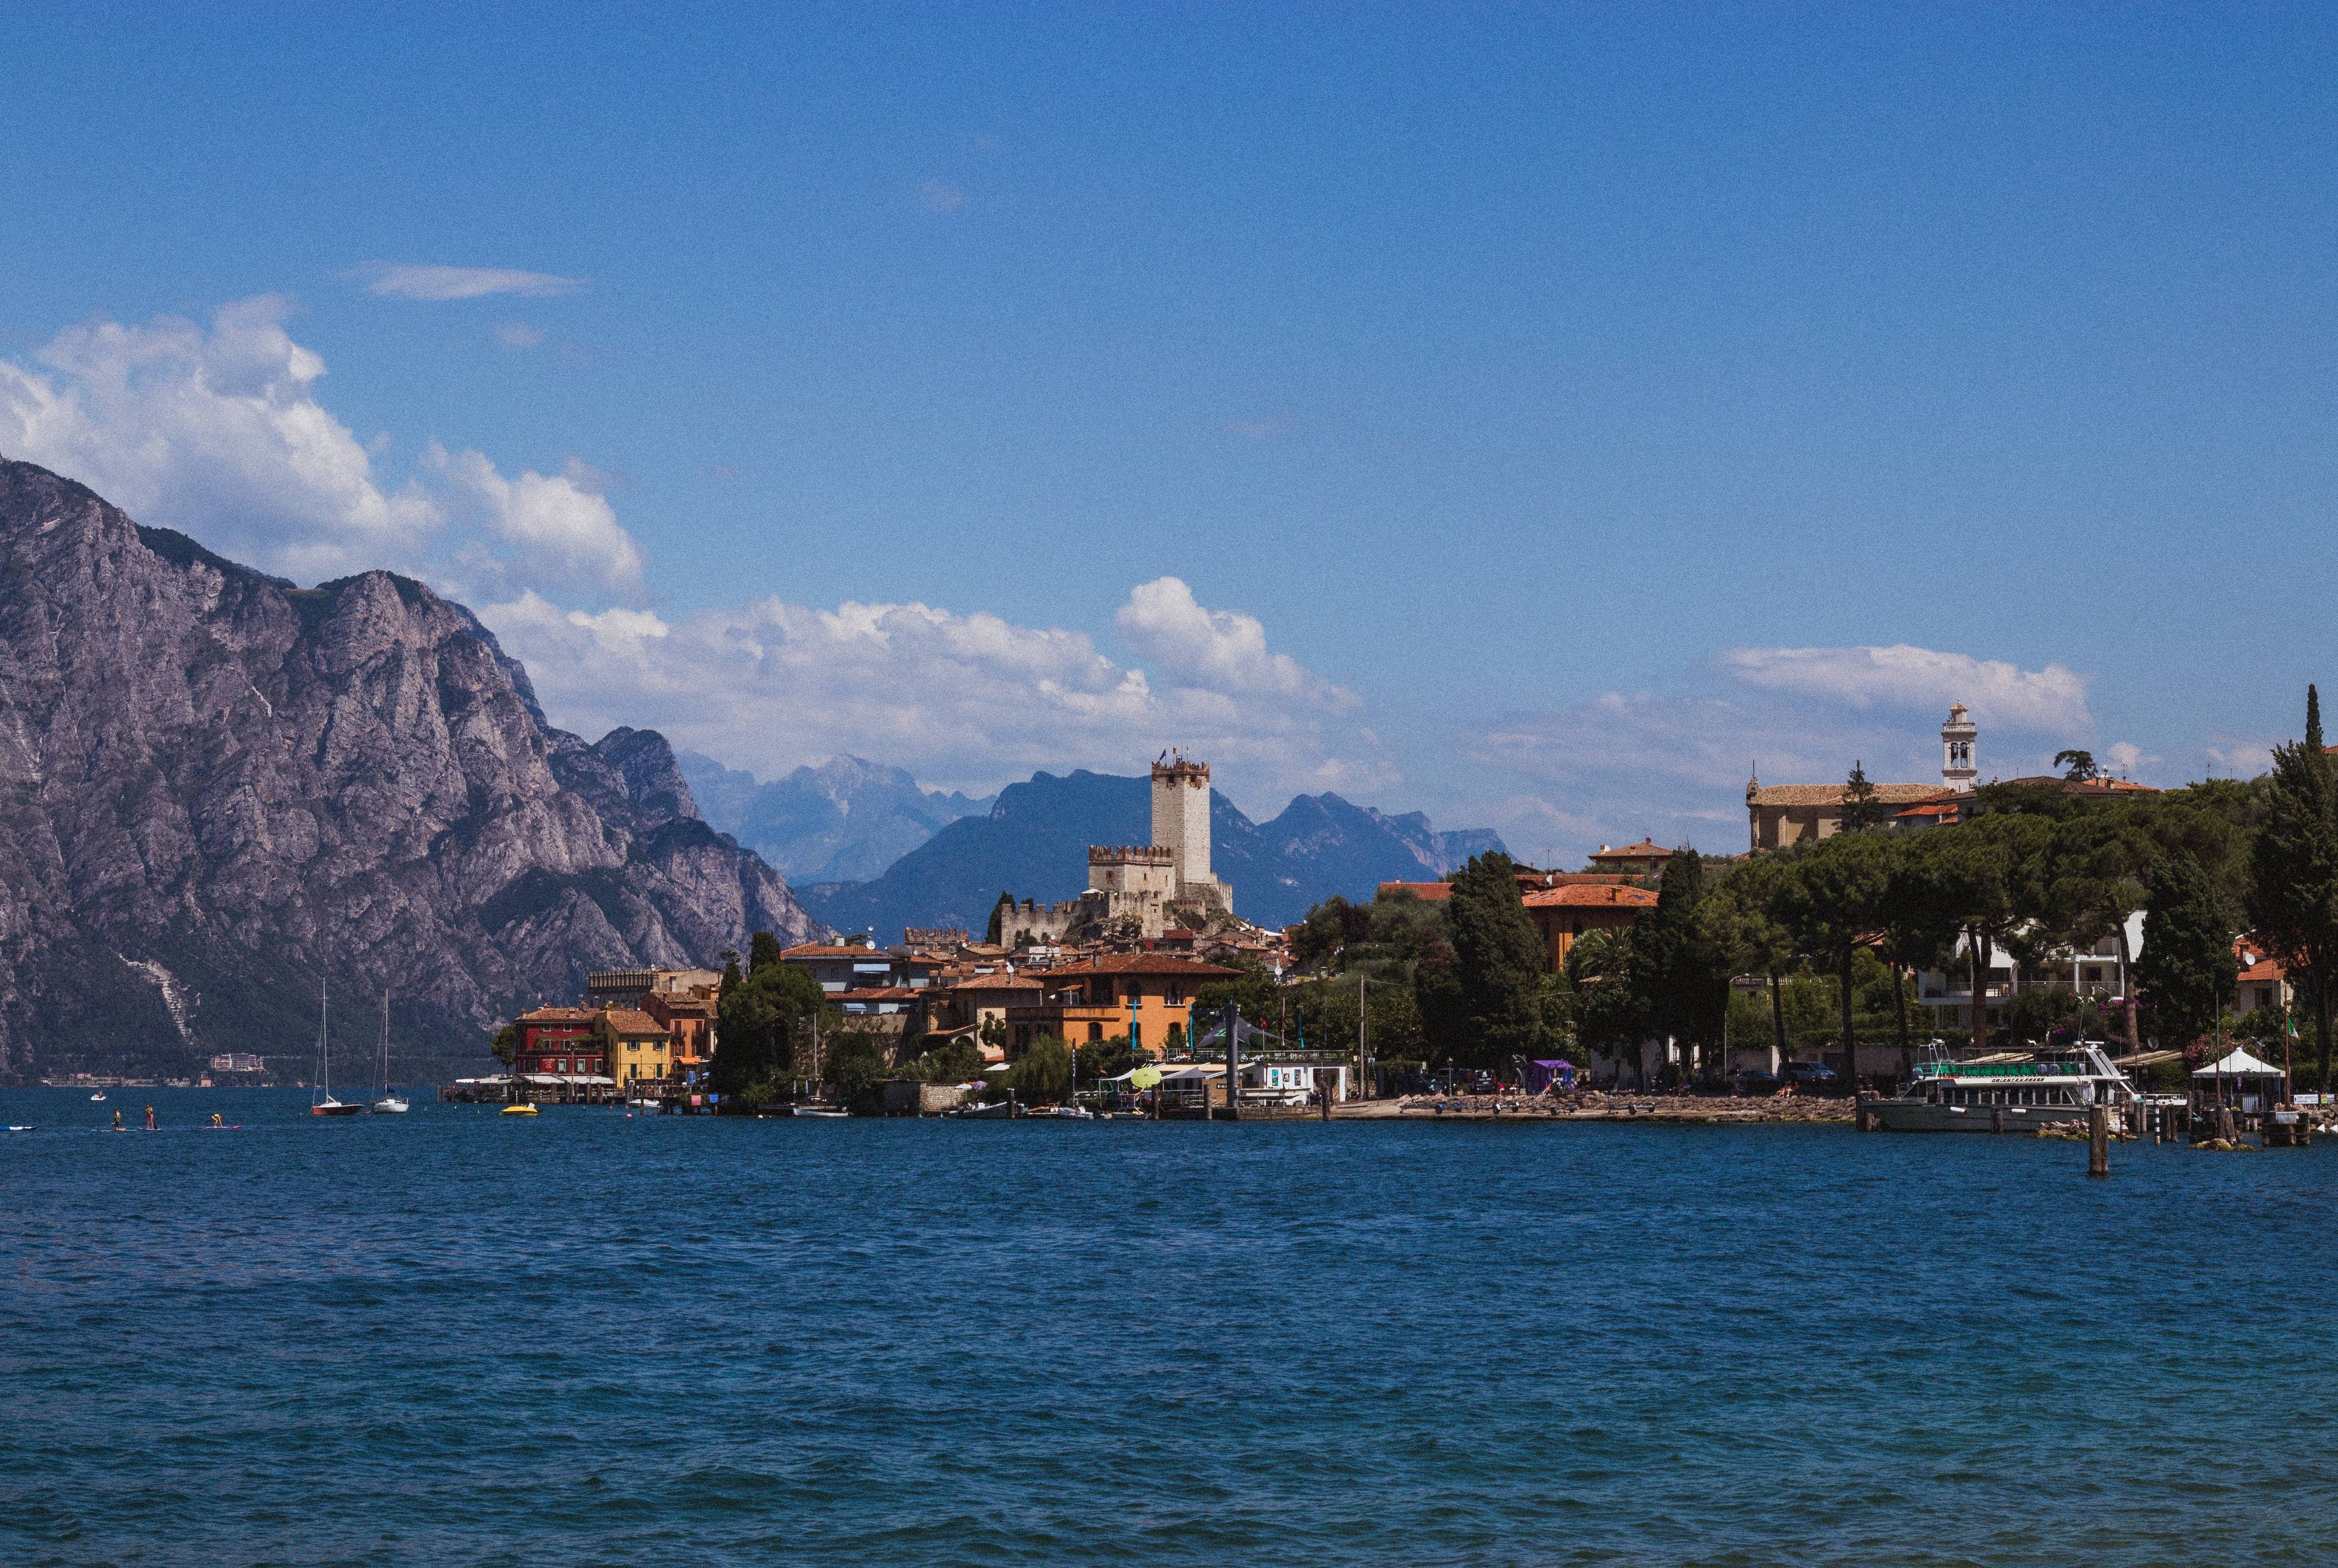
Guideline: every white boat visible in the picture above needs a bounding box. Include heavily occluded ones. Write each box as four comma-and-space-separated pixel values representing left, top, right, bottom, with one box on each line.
371, 990, 409, 1114
792, 1105, 850, 1118
1036, 1104, 1094, 1120
89, 1091, 105, 1102
1861, 1041, 2138, 1133
311, 979, 361, 1118
951, 1099, 1015, 1119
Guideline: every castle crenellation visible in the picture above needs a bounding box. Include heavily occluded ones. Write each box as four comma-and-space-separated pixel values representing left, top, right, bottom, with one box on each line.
991, 750, 1237, 946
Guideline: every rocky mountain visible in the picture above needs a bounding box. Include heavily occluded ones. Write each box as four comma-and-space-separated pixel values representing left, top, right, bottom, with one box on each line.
0, 458, 824, 1083
677, 751, 993, 883
798, 769, 1504, 943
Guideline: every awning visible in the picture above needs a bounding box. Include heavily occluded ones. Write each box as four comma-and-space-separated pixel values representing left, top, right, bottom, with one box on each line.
2193, 1048, 2285, 1078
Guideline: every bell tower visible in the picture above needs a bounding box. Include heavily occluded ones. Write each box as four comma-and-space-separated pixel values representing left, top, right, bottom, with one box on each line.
1941, 703, 1978, 793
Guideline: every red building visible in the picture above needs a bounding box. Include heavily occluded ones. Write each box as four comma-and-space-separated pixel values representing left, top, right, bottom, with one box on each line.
516, 1006, 606, 1076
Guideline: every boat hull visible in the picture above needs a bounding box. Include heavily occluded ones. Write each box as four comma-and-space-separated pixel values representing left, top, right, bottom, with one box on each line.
311, 1102, 363, 1118
1864, 1096, 2093, 1133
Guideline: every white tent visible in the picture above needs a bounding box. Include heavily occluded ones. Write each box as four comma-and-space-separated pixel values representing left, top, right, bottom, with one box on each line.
2192, 1048, 2284, 1079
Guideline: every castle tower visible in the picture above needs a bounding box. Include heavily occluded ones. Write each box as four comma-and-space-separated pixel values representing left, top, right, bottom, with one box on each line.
1941, 703, 1978, 793
1151, 752, 1212, 891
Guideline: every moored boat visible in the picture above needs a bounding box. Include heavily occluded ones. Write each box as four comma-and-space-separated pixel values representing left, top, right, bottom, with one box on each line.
371, 990, 409, 1114
500, 1102, 539, 1116
1861, 1041, 2139, 1133
311, 979, 363, 1117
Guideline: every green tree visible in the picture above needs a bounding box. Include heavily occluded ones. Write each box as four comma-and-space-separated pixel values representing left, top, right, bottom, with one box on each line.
1914, 813, 2051, 1054
1776, 833, 1892, 1084
749, 929, 787, 971
1009, 1035, 1072, 1101
2246, 685, 2338, 1088
1631, 848, 1727, 1076
826, 1029, 893, 1109
2134, 853, 2236, 1049
1567, 928, 1645, 1085
490, 1023, 519, 1069
1841, 761, 1889, 833
985, 891, 1013, 946
1876, 840, 1961, 1075
712, 949, 828, 1097
1443, 852, 1548, 1070
1701, 854, 1800, 1069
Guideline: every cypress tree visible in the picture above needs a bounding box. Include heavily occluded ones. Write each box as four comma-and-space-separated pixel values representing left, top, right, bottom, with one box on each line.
2247, 685, 2338, 1087
1443, 852, 1547, 1071
748, 929, 786, 971
1841, 761, 1888, 833
2134, 855, 2236, 1049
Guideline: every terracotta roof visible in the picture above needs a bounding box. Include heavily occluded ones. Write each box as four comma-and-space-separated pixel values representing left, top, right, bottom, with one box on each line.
602, 1008, 670, 1037
1894, 802, 1962, 820
1377, 881, 1454, 901
781, 943, 889, 959
838, 987, 917, 1001
1044, 953, 1240, 978
519, 1006, 597, 1023
1523, 885, 1660, 910
1589, 839, 1671, 861
948, 973, 1044, 992
1750, 783, 1951, 808
2236, 937, 2286, 984
2000, 775, 2161, 796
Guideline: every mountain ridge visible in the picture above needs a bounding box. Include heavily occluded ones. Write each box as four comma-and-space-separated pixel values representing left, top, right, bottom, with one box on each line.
678, 751, 994, 883
0, 457, 823, 1082
797, 769, 1504, 942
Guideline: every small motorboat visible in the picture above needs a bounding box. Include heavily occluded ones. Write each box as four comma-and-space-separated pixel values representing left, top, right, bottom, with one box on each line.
1037, 1104, 1094, 1121
500, 1103, 539, 1117
792, 1105, 850, 1118
90, 1091, 106, 1102
950, 1099, 1015, 1119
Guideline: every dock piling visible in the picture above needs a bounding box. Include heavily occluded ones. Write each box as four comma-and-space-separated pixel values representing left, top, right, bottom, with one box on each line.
2088, 1104, 2110, 1178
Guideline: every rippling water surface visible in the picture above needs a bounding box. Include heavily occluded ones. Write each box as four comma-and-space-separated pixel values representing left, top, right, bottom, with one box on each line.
4, 1088, 2335, 1566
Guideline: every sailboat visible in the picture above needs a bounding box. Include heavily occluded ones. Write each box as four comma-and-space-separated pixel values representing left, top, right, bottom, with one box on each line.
371, 991, 409, 1114
311, 978, 362, 1117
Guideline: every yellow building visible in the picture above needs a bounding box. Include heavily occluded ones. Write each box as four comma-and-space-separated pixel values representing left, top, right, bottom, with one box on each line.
599, 1008, 672, 1089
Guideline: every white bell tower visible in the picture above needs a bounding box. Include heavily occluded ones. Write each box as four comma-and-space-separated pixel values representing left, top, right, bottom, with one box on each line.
1941, 703, 1978, 793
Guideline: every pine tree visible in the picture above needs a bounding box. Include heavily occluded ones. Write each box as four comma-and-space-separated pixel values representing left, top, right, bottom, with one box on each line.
1631, 848, 1725, 1076
748, 929, 786, 971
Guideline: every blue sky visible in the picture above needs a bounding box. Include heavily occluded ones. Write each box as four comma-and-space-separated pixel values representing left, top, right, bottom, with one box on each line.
4, 4, 2334, 861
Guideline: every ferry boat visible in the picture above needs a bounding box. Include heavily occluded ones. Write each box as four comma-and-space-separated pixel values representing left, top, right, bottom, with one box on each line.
1861, 1041, 2140, 1133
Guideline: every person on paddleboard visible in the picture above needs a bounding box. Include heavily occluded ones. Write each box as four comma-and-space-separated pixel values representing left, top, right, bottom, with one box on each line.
144, 1104, 156, 1131
112, 1108, 123, 1131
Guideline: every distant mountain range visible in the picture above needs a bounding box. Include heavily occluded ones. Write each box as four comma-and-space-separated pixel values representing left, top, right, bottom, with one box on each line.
0, 458, 821, 1084
677, 752, 993, 883
796, 769, 1504, 943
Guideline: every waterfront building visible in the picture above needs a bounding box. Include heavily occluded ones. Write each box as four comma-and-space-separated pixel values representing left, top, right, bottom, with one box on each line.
516, 1006, 605, 1076
779, 943, 946, 994
642, 990, 714, 1077
599, 1008, 672, 1089
587, 967, 723, 1010
1002, 953, 1237, 1056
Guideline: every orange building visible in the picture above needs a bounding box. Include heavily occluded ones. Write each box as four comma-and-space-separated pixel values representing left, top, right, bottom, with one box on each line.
1003, 953, 1237, 1057
642, 991, 714, 1077
1585, 839, 1672, 878
1522, 883, 1659, 972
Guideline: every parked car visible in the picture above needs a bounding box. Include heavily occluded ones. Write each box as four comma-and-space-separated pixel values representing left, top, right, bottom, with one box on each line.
1783, 1061, 1842, 1091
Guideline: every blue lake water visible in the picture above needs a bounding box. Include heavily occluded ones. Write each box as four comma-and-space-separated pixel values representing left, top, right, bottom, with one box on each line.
4, 1088, 2335, 1566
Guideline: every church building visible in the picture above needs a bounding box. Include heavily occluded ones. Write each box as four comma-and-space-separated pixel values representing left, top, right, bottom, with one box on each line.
1744, 704, 1976, 852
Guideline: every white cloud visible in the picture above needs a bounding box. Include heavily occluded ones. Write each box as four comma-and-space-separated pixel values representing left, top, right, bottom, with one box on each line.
916, 180, 964, 212
485, 583, 1388, 811
493, 322, 546, 349
0, 296, 644, 597
1116, 577, 1358, 709
425, 444, 643, 593
1719, 643, 2093, 731
0, 296, 441, 578
345, 263, 584, 301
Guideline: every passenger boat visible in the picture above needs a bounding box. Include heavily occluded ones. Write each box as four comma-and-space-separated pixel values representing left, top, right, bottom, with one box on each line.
1861, 1041, 2139, 1133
